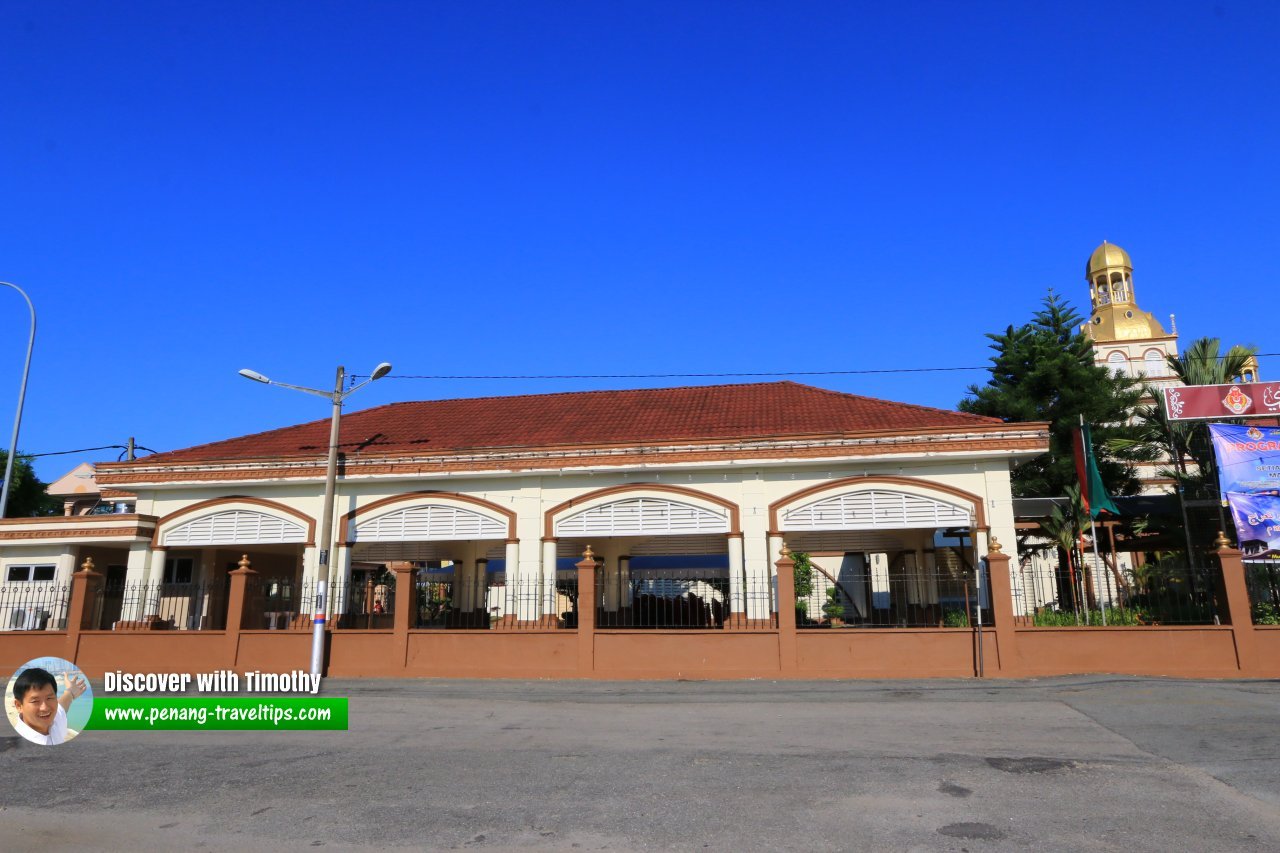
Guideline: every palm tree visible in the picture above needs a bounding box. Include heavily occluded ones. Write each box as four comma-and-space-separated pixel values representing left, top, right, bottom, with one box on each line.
1036, 485, 1099, 620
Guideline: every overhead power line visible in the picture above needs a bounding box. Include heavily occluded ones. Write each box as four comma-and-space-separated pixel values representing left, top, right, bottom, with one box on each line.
24, 444, 160, 460
352, 351, 1280, 382
364, 366, 987, 381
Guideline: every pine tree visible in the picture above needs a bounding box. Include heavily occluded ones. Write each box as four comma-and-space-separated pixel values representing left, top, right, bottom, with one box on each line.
959, 291, 1154, 498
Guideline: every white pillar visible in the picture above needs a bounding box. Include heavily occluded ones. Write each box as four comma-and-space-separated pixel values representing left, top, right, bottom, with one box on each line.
475, 558, 489, 618
504, 539, 520, 620
541, 539, 558, 620
454, 559, 472, 611
145, 548, 167, 616
601, 543, 620, 613
619, 556, 632, 608
332, 545, 352, 616
763, 533, 785, 620
301, 545, 318, 585
125, 542, 149, 585
727, 534, 745, 615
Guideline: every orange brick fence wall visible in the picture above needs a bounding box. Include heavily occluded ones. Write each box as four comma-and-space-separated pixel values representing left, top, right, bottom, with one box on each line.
2, 544, 1275, 680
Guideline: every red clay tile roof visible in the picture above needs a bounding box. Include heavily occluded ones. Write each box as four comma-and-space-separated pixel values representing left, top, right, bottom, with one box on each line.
128, 382, 1006, 466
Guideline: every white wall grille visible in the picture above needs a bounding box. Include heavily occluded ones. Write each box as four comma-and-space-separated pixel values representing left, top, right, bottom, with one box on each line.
781, 490, 971, 531
162, 510, 307, 546
555, 498, 730, 537
352, 504, 507, 542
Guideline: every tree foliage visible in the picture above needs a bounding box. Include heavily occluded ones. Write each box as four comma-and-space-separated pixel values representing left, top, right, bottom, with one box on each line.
959, 291, 1154, 498
0, 451, 57, 518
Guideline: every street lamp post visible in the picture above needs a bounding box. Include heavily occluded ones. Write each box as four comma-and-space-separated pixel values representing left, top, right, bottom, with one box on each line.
239, 361, 392, 677
0, 282, 36, 520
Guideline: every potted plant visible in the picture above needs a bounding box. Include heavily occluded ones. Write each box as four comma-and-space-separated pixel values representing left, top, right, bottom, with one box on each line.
822, 587, 845, 627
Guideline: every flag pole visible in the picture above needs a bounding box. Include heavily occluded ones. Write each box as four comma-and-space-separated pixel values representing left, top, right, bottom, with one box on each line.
1074, 415, 1093, 624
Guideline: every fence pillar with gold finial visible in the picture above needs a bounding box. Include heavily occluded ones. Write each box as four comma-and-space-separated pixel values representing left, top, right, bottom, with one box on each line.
391, 562, 417, 668
1211, 532, 1260, 675
775, 544, 798, 674
576, 546, 598, 676
64, 555, 104, 663
225, 554, 259, 668
982, 536, 1017, 677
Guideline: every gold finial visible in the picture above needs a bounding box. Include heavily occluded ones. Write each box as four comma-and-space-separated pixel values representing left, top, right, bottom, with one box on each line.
80, 556, 95, 573
779, 543, 791, 559
1213, 531, 1231, 550
989, 537, 1003, 554
239, 554, 252, 571
583, 545, 594, 561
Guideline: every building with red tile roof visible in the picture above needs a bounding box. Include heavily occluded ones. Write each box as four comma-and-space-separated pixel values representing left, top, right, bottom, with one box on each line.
1, 381, 1046, 648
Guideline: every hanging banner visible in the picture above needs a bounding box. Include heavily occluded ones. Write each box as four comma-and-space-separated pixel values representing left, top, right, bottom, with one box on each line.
1223, 491, 1280, 559
1209, 424, 1280, 494
1210, 424, 1280, 558
1164, 382, 1280, 421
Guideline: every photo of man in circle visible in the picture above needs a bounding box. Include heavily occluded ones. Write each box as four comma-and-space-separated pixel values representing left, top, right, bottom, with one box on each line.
10, 666, 89, 746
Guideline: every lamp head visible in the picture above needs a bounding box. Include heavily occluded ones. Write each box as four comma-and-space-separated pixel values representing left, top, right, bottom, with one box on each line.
238, 369, 271, 384
370, 362, 393, 381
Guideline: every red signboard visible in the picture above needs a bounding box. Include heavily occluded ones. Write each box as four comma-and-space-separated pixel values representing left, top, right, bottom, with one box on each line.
1163, 382, 1280, 421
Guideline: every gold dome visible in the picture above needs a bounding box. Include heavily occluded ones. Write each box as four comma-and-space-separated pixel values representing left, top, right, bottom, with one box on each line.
1087, 307, 1168, 342
1086, 241, 1132, 278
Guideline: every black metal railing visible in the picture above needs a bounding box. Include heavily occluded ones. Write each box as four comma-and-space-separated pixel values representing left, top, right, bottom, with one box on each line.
796, 566, 990, 629
0, 584, 71, 630
413, 573, 579, 629
93, 580, 228, 630
1245, 561, 1280, 626
596, 569, 775, 630
1012, 558, 1217, 626
335, 575, 396, 629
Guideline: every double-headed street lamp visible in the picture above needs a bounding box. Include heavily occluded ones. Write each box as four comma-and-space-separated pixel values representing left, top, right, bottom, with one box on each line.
239, 362, 392, 677
0, 282, 36, 520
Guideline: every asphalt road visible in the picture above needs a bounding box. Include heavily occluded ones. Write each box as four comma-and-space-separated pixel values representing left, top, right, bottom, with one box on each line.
2, 676, 1278, 851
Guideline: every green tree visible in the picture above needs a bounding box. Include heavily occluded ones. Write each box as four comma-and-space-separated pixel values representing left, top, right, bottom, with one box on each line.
1118, 337, 1261, 553
959, 291, 1155, 498
1161, 337, 1258, 496
792, 551, 814, 618
0, 451, 57, 517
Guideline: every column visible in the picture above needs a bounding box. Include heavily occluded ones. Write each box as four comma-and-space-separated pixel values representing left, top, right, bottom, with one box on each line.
600, 543, 620, 613
124, 543, 149, 584
474, 558, 490, 622
454, 559, 473, 612
983, 537, 1019, 677
727, 533, 746, 626
301, 545, 318, 585
54, 546, 78, 585
762, 533, 785, 622
1212, 534, 1260, 675
775, 547, 797, 674
64, 556, 104, 662
503, 539, 521, 625
541, 538, 559, 625
332, 544, 352, 617
619, 556, 632, 609
145, 548, 167, 617
576, 547, 597, 675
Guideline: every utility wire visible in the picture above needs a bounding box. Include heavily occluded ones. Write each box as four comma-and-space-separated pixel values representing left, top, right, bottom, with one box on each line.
23, 444, 160, 459
360, 366, 988, 381
353, 351, 1280, 382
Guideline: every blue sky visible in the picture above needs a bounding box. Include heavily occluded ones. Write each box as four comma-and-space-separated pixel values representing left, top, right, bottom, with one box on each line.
1, 1, 1277, 483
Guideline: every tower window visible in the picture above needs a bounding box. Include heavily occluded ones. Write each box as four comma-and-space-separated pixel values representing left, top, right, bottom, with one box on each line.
1144, 349, 1167, 378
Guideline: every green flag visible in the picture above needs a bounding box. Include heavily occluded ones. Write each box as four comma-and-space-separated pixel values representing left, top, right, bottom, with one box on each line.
1074, 422, 1120, 519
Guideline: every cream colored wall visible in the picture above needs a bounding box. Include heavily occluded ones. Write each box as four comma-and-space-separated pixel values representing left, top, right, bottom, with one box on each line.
132, 455, 1020, 574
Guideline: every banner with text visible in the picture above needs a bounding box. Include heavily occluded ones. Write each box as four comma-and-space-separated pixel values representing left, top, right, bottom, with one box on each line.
1210, 423, 1280, 559
1164, 382, 1280, 421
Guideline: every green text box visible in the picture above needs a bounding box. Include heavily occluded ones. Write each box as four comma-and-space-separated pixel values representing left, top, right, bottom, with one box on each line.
87, 697, 348, 730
